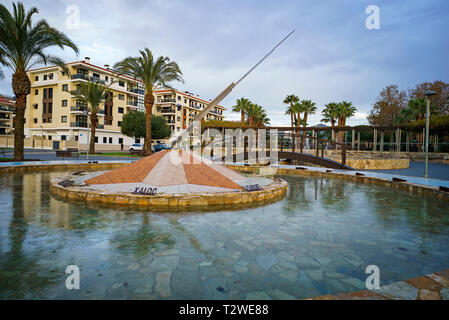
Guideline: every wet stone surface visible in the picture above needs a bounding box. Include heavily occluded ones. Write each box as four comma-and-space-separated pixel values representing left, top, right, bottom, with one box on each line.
1, 171, 449, 299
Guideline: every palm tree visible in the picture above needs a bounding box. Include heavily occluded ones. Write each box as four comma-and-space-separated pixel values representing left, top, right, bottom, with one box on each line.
300, 99, 316, 128
335, 101, 357, 143
246, 103, 270, 127
70, 81, 112, 154
114, 48, 183, 156
283, 94, 299, 128
321, 102, 339, 140
0, 2, 79, 160
232, 97, 251, 124
284, 105, 295, 129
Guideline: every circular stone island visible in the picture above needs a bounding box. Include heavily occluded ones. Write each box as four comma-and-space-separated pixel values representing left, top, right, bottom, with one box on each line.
50, 150, 287, 211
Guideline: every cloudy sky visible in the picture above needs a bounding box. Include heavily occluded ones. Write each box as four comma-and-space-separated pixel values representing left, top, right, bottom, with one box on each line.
1, 0, 448, 126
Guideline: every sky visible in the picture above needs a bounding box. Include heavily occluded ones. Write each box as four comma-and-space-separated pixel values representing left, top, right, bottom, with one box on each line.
0, 0, 448, 126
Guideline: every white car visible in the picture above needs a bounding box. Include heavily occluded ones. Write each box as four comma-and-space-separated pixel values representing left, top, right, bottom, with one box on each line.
129, 143, 144, 151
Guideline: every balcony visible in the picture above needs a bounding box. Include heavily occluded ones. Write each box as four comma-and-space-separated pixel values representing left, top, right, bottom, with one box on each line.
0, 122, 10, 128
71, 105, 89, 112
159, 98, 176, 103
70, 121, 88, 128
160, 108, 175, 114
0, 105, 14, 112
128, 88, 145, 95
127, 100, 138, 107
71, 74, 106, 85
190, 104, 201, 109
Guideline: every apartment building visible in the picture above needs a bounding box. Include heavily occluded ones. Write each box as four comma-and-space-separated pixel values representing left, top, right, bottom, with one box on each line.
0, 94, 14, 135
23, 57, 225, 150
154, 89, 225, 135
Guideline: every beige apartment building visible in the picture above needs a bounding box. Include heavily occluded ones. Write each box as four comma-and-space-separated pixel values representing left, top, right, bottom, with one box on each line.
23, 57, 225, 151
0, 94, 14, 135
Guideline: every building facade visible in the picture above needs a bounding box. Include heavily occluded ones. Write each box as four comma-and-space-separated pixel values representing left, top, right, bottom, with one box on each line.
23, 57, 225, 151
0, 94, 14, 135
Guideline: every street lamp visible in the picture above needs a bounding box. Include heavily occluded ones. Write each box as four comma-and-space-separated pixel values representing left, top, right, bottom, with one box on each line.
424, 90, 436, 178
40, 125, 43, 151
83, 110, 90, 161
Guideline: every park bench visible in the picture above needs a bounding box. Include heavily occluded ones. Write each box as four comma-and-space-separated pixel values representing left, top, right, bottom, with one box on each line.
55, 150, 75, 159
129, 150, 143, 156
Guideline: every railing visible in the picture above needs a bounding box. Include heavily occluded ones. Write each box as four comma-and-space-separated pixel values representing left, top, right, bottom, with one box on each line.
71, 105, 88, 112
70, 122, 88, 128
190, 104, 201, 109
0, 123, 10, 128
71, 74, 105, 84
161, 108, 175, 114
128, 88, 145, 95
0, 106, 14, 112
127, 100, 138, 106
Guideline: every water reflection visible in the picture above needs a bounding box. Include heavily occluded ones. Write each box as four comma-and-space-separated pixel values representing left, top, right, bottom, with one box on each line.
0, 171, 448, 299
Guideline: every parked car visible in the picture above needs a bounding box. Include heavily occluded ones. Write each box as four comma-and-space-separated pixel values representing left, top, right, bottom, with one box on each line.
129, 143, 144, 151
152, 143, 171, 152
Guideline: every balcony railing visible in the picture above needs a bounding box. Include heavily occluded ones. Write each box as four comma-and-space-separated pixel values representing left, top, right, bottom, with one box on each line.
71, 105, 88, 112
160, 108, 175, 114
160, 98, 176, 103
127, 100, 138, 107
190, 104, 201, 109
71, 74, 106, 85
0, 105, 14, 112
128, 88, 145, 95
70, 121, 88, 128
0, 123, 10, 128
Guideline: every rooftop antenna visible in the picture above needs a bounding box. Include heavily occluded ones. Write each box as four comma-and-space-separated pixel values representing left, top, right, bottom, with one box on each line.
171, 29, 295, 147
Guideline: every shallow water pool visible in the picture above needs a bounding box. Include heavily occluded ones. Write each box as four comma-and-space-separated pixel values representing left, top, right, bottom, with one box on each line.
0, 171, 448, 299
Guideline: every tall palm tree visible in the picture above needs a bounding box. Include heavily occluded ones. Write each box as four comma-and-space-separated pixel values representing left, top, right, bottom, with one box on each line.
246, 103, 270, 127
335, 101, 357, 143
284, 105, 295, 128
283, 94, 299, 128
0, 2, 79, 160
300, 99, 316, 128
321, 102, 339, 140
70, 81, 112, 154
114, 48, 183, 155
232, 97, 251, 124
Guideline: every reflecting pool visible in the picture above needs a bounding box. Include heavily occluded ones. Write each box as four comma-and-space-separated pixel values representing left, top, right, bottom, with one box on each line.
1, 171, 449, 299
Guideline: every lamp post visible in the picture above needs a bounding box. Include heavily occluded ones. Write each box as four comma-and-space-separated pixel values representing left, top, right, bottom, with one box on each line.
40, 125, 43, 151
424, 90, 436, 178
83, 110, 90, 161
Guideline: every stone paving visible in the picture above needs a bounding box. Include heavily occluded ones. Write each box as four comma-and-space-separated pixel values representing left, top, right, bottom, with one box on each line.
311, 269, 449, 300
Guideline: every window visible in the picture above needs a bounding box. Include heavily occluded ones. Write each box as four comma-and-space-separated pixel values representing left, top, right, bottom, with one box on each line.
62, 84, 68, 91
119, 138, 123, 144
43, 103, 47, 113
177, 127, 180, 132
75, 135, 79, 141
118, 107, 124, 113
43, 89, 47, 99
62, 100, 68, 107
61, 135, 66, 141
177, 105, 181, 111
35, 89, 38, 95
43, 118, 47, 123
118, 121, 122, 127
48, 102, 53, 113
178, 96, 181, 101
24, 118, 26, 123
119, 81, 125, 87
49, 88, 53, 98
35, 76, 39, 81
177, 116, 180, 121
48, 117, 52, 123
44, 74, 48, 81
49, 73, 54, 80
135, 138, 140, 143
109, 137, 112, 144
103, 137, 107, 143
48, 135, 52, 140
105, 76, 108, 82
61, 116, 67, 123
95, 136, 98, 143
118, 94, 124, 100
184, 99, 187, 104
33, 104, 38, 109
33, 118, 37, 124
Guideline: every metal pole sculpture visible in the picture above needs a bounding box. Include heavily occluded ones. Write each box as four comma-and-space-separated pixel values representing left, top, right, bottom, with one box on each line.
171, 30, 295, 148
424, 90, 436, 178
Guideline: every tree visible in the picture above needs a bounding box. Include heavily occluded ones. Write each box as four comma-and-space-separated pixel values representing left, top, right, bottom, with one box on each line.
121, 111, 171, 140
70, 81, 111, 153
246, 103, 270, 127
114, 48, 183, 156
408, 81, 449, 115
321, 102, 339, 140
367, 85, 407, 126
283, 94, 299, 128
0, 2, 79, 160
300, 99, 316, 127
232, 97, 251, 124
336, 101, 357, 142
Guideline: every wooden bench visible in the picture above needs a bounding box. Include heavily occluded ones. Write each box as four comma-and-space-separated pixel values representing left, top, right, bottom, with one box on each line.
55, 150, 74, 159
129, 150, 143, 156
66, 148, 79, 159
